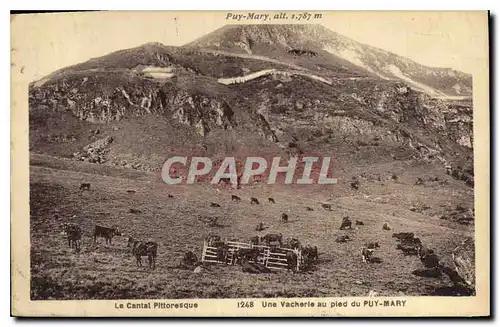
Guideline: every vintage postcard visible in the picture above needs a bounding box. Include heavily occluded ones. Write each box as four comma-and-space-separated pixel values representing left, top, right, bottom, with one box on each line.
11, 11, 489, 317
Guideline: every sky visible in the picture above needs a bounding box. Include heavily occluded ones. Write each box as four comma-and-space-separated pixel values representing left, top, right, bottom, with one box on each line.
11, 11, 488, 83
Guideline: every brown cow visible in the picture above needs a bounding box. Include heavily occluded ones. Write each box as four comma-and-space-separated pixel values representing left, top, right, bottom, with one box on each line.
281, 213, 289, 222
250, 197, 260, 205
129, 239, 158, 270
231, 195, 241, 202
235, 248, 261, 264
93, 225, 121, 245
268, 197, 276, 204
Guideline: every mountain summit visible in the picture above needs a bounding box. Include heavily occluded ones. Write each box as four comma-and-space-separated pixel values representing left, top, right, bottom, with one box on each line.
188, 24, 472, 98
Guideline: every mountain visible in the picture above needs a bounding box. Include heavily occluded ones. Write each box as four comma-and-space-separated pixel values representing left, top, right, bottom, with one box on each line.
28, 24, 474, 184
187, 24, 472, 98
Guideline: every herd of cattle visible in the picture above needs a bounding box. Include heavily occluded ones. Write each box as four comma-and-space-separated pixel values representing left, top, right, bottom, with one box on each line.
60, 182, 463, 283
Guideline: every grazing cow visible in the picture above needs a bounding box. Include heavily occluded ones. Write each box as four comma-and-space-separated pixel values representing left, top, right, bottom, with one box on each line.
255, 222, 265, 232
286, 251, 298, 272
281, 213, 289, 222
168, 194, 174, 198
235, 248, 261, 264
79, 183, 91, 190
382, 223, 391, 231
62, 223, 82, 250
249, 236, 260, 245
321, 203, 332, 211
210, 202, 221, 208
335, 235, 350, 243
129, 208, 142, 214
302, 245, 319, 266
215, 243, 230, 264
339, 217, 352, 230
129, 239, 158, 270
306, 206, 314, 211
93, 225, 121, 245
180, 251, 198, 268
126, 190, 136, 194
250, 197, 260, 205
355, 220, 364, 226
361, 246, 375, 263
261, 233, 283, 247
268, 197, 276, 204
231, 195, 241, 202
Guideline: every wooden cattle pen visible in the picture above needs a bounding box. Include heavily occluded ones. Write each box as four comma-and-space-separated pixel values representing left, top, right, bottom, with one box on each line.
201, 239, 302, 271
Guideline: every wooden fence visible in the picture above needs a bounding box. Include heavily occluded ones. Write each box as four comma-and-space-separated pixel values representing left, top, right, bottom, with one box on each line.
201, 239, 302, 271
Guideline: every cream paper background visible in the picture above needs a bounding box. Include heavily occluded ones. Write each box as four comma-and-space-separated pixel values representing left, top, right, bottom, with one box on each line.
10, 10, 490, 317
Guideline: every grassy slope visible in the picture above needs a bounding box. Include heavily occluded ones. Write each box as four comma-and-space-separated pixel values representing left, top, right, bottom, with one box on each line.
30, 157, 473, 300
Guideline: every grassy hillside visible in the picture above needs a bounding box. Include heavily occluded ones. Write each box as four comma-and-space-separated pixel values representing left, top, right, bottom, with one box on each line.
30, 157, 473, 300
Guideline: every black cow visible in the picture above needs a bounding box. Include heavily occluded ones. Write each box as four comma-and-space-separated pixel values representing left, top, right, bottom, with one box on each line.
339, 217, 352, 230
179, 251, 198, 268
168, 194, 174, 198
235, 248, 261, 264
261, 233, 283, 247
302, 245, 319, 267
382, 223, 391, 231
126, 190, 136, 194
128, 239, 158, 270
281, 213, 289, 222
210, 202, 221, 208
355, 220, 364, 226
268, 197, 276, 204
215, 243, 230, 264
231, 195, 241, 202
305, 206, 314, 211
129, 208, 142, 214
62, 223, 82, 250
321, 203, 332, 211
286, 251, 298, 272
283, 238, 301, 250
79, 183, 91, 190
250, 197, 260, 205
93, 225, 121, 245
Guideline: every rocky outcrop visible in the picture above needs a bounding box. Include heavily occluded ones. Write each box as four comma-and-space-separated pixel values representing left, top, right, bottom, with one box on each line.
29, 74, 237, 138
